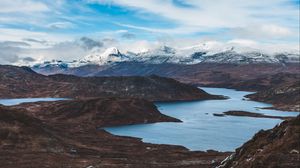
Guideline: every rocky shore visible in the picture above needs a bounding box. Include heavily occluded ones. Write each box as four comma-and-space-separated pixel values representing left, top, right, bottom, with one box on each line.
246, 82, 300, 112
0, 98, 230, 168
213, 111, 293, 120
217, 115, 300, 168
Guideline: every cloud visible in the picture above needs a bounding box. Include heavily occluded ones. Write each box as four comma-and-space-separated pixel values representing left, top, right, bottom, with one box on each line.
227, 39, 258, 46
79, 37, 103, 50
0, 0, 49, 13
0, 40, 40, 65
92, 0, 298, 27
0, 0, 298, 65
22, 57, 36, 62
229, 24, 294, 40
23, 38, 47, 44
0, 42, 22, 64
121, 32, 136, 39
0, 41, 31, 47
91, 0, 299, 39
0, 28, 73, 48
47, 21, 75, 29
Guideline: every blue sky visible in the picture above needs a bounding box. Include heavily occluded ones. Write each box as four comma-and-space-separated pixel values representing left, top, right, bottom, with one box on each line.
0, 0, 299, 64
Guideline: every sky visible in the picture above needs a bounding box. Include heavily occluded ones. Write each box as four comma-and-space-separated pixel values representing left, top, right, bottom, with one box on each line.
0, 0, 299, 64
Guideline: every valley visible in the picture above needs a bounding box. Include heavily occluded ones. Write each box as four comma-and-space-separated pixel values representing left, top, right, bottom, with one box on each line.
1, 60, 299, 167
1, 1, 299, 167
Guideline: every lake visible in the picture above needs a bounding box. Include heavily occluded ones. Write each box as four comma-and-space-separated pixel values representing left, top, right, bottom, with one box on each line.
105, 87, 299, 151
0, 88, 298, 151
0, 98, 68, 106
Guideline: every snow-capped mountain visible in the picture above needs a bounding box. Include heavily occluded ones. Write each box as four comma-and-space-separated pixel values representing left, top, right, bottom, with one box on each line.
131, 46, 179, 64
82, 47, 129, 64
32, 44, 299, 71
33, 47, 129, 70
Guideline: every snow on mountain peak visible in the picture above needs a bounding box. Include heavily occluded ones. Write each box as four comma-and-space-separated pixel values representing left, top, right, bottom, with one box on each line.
81, 47, 128, 65
31, 43, 300, 69
102, 47, 121, 56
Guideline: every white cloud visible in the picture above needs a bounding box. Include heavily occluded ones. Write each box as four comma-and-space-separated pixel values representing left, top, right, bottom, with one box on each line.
47, 21, 75, 29
229, 24, 294, 40
227, 39, 258, 46
91, 0, 298, 29
0, 0, 49, 13
0, 28, 73, 48
260, 24, 292, 36
88, 0, 299, 46
0, 0, 298, 64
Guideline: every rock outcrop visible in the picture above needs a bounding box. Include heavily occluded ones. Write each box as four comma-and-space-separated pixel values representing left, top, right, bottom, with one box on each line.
218, 115, 300, 168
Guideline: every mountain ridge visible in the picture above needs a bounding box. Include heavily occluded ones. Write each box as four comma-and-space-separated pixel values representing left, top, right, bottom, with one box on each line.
31, 45, 299, 71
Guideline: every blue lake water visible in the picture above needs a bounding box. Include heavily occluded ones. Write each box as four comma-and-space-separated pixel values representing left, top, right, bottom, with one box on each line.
105, 87, 299, 152
0, 98, 68, 106
0, 88, 298, 152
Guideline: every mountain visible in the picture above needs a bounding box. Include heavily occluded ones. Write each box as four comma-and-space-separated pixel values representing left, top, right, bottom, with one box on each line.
81, 47, 129, 65
31, 44, 300, 74
246, 77, 300, 111
1, 98, 228, 167
32, 47, 128, 71
0, 65, 222, 101
218, 115, 300, 168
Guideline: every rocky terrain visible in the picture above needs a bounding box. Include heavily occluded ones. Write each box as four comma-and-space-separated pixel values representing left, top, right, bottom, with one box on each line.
39, 62, 300, 112
213, 111, 293, 120
33, 62, 300, 89
0, 64, 231, 167
246, 78, 300, 111
33, 62, 299, 91
0, 99, 230, 168
217, 115, 300, 168
0, 65, 221, 101
17, 97, 181, 127
1, 62, 299, 167
74, 63, 300, 111
0, 105, 65, 152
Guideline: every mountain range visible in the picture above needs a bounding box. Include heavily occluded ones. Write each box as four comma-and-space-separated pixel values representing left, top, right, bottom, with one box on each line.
32, 44, 299, 72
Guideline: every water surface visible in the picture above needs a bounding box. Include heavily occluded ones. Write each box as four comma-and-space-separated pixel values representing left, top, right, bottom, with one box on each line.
0, 98, 68, 106
105, 87, 299, 151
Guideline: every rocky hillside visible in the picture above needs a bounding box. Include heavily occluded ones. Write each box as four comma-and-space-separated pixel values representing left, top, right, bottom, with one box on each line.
32, 62, 299, 90
218, 115, 300, 168
0, 105, 65, 151
49, 74, 222, 101
0, 65, 221, 101
23, 97, 180, 127
247, 81, 300, 111
0, 98, 229, 168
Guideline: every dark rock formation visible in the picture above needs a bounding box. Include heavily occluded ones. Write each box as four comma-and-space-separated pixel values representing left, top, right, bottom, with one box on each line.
0, 65, 222, 101
217, 115, 300, 168
213, 111, 293, 120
